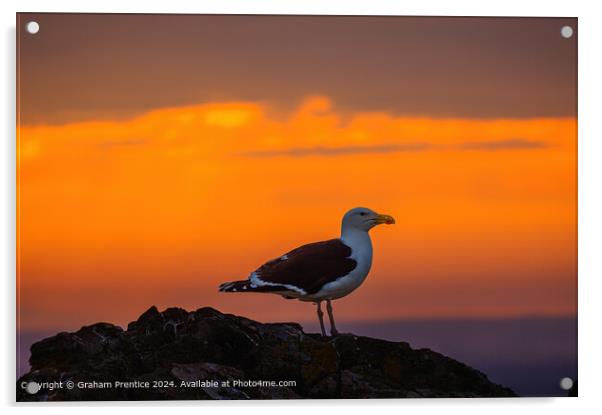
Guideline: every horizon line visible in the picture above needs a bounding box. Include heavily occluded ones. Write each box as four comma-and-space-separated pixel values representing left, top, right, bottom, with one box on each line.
16, 312, 578, 334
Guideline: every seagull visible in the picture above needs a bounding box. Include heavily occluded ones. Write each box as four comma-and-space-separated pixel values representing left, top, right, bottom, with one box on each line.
218, 207, 395, 336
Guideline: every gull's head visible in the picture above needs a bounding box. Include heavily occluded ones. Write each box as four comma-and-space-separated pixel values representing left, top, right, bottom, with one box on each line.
341, 207, 395, 233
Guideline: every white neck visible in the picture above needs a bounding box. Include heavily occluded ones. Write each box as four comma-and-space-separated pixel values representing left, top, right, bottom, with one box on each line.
341, 226, 372, 252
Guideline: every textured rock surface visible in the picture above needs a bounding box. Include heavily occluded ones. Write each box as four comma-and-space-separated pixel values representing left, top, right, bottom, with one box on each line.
17, 306, 516, 401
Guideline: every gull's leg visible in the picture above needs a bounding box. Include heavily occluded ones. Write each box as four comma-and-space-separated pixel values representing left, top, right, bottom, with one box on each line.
326, 299, 339, 336
316, 301, 327, 337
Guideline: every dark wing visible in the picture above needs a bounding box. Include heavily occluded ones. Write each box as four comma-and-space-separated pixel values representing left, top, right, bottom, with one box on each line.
254, 239, 357, 295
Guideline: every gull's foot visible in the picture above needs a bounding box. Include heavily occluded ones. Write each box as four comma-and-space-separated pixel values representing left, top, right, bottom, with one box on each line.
330, 329, 339, 337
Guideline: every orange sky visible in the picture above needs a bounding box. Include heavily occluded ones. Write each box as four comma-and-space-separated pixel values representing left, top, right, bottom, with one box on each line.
17, 96, 577, 331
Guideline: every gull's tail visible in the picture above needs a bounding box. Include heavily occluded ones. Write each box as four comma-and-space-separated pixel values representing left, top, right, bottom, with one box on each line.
218, 280, 253, 293
218, 280, 290, 293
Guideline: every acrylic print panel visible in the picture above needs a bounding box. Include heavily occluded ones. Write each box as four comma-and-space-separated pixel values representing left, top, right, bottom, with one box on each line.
16, 13, 577, 400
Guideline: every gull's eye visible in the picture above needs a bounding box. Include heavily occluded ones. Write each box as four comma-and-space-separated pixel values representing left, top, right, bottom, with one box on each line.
359, 212, 367, 216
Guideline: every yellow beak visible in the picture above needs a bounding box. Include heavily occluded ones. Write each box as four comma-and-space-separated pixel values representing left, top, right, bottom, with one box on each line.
375, 214, 395, 225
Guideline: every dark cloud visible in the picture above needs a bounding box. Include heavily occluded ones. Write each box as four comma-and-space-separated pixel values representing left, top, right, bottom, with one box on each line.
243, 138, 549, 158
18, 14, 576, 125
459, 139, 549, 151
243, 143, 430, 158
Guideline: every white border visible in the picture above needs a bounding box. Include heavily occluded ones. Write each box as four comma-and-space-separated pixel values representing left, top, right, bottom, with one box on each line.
2, 1, 602, 414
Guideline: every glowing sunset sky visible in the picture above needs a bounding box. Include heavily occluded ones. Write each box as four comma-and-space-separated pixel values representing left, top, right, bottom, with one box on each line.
17, 14, 577, 331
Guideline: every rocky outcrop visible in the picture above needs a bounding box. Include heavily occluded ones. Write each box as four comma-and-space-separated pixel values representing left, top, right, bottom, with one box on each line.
17, 306, 516, 400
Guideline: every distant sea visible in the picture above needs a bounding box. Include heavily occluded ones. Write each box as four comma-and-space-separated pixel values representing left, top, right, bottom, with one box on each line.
17, 316, 577, 398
